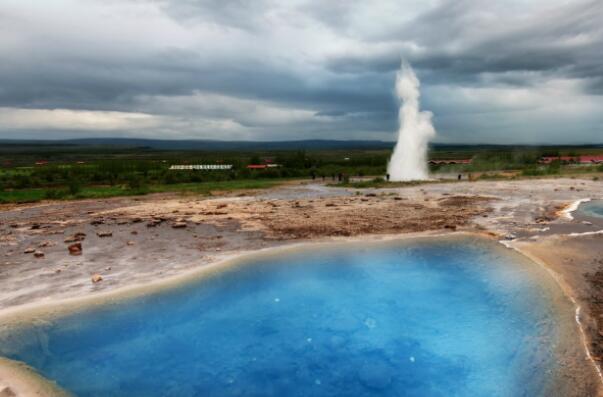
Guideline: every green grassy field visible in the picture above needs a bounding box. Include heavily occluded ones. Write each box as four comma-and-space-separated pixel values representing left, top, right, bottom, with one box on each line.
0, 179, 282, 204
1, 142, 602, 204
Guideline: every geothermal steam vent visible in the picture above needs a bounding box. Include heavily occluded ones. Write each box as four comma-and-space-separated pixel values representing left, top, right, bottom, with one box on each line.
387, 62, 436, 181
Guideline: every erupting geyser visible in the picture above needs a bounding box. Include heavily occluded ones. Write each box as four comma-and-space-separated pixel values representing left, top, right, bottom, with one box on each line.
387, 61, 436, 181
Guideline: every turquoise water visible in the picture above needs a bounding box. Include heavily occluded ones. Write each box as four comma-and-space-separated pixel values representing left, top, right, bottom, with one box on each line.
1, 238, 562, 396
580, 200, 603, 218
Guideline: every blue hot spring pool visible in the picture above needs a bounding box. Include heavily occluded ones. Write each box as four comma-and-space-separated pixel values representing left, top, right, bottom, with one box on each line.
579, 200, 603, 218
0, 237, 572, 396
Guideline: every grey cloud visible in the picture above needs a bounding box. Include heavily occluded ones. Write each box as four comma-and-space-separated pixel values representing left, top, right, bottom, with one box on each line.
0, 0, 601, 142
326, 0, 603, 92
159, 0, 275, 31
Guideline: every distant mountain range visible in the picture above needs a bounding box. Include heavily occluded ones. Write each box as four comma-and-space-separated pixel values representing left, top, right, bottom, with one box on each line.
0, 138, 396, 151
0, 138, 602, 151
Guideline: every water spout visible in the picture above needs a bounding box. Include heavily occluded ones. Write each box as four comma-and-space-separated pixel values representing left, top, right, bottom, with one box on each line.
387, 61, 436, 181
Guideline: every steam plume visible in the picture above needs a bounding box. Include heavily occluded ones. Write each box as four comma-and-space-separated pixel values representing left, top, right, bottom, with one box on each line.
387, 61, 436, 181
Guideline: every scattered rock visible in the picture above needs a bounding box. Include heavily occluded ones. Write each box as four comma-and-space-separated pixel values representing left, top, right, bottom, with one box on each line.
131, 230, 138, 235
34, 250, 45, 258
147, 219, 162, 227
68, 243, 82, 255
172, 222, 187, 229
23, 247, 35, 254
96, 231, 113, 238
90, 219, 104, 225
91, 274, 103, 283
30, 223, 41, 230
64, 232, 86, 243
217, 203, 228, 209
127, 241, 135, 246
444, 224, 457, 230
38, 240, 52, 248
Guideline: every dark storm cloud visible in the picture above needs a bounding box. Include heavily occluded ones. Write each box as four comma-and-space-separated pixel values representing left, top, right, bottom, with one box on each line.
0, 0, 601, 142
0, 40, 395, 117
159, 0, 274, 31
327, 0, 603, 92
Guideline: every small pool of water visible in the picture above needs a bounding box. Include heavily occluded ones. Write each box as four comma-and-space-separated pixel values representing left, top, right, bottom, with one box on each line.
0, 238, 569, 396
579, 200, 603, 218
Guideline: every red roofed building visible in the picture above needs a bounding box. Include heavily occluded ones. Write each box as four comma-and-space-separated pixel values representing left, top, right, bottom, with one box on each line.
579, 155, 603, 164
539, 156, 603, 165
247, 164, 268, 169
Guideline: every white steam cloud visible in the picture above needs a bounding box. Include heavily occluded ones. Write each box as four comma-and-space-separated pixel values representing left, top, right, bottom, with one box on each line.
387, 61, 436, 181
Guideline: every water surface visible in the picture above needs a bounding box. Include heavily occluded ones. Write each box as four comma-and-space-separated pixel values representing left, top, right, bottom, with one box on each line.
579, 200, 603, 218
0, 238, 566, 396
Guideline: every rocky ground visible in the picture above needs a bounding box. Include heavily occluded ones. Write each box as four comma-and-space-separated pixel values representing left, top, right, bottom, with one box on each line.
1, 176, 603, 396
0, 183, 495, 310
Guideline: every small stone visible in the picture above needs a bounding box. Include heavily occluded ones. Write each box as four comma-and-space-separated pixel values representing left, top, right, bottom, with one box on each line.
64, 232, 86, 243
24, 247, 35, 254
172, 222, 187, 229
34, 250, 45, 258
38, 240, 52, 248
91, 274, 103, 283
105, 266, 112, 271
127, 241, 135, 246
146, 220, 160, 228
68, 243, 82, 255
96, 231, 113, 238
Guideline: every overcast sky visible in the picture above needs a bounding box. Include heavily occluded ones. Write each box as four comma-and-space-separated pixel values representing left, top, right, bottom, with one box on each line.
1, 0, 602, 143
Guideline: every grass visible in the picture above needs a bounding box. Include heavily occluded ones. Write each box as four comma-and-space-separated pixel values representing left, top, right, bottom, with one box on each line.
331, 178, 447, 189
0, 179, 283, 204
331, 167, 603, 188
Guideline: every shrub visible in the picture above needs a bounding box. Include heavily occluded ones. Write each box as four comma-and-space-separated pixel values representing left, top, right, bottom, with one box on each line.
44, 189, 67, 200
68, 179, 82, 195
127, 175, 146, 190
